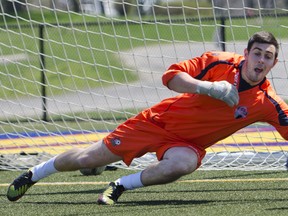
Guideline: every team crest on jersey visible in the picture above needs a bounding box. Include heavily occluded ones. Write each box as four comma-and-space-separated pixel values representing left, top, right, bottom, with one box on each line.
234, 106, 248, 119
111, 137, 121, 146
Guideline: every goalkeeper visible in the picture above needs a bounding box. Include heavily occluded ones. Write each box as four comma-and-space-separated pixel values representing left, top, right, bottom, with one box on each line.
7, 31, 288, 205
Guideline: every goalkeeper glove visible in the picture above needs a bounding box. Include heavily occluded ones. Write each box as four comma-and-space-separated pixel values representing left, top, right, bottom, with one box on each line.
196, 80, 239, 107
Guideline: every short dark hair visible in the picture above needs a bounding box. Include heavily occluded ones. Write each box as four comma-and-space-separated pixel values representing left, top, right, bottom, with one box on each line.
247, 31, 279, 59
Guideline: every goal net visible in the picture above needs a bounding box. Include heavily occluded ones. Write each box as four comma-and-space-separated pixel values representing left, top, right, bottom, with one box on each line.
0, 0, 287, 171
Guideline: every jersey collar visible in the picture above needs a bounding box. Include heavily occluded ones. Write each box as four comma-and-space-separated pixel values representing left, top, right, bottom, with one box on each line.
237, 60, 267, 92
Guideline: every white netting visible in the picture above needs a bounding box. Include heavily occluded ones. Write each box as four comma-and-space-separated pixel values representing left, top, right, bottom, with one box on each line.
0, 0, 287, 170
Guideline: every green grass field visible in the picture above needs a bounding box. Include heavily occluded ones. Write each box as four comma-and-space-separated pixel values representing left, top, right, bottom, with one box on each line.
1, 169, 288, 216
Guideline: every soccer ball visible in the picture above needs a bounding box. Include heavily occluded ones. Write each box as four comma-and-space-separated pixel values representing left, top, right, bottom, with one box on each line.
79, 165, 106, 176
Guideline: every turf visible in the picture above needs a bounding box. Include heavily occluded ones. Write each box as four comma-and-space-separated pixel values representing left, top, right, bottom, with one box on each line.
1, 169, 288, 216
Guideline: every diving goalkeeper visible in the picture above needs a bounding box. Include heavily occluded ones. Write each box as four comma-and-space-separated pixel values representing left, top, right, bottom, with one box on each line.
7, 31, 288, 205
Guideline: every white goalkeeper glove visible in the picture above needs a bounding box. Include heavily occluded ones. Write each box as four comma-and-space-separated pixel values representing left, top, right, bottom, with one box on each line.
196, 80, 239, 107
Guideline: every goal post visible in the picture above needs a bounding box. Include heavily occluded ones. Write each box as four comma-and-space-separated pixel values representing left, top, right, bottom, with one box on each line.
0, 0, 287, 171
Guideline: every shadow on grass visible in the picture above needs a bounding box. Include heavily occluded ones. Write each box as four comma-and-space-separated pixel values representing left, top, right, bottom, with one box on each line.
121, 199, 212, 206
16, 197, 288, 207
2, 186, 288, 200
7, 199, 213, 206
0, 188, 103, 200
266, 207, 288, 211
129, 187, 288, 194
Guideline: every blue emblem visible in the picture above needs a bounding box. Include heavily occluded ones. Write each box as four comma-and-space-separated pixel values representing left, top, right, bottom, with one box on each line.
234, 106, 248, 119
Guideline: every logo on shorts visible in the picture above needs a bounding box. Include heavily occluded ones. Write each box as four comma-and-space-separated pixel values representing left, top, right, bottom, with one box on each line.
234, 106, 248, 119
111, 137, 121, 146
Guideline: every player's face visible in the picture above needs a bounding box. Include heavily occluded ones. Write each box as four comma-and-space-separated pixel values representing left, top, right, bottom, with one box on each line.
243, 42, 278, 86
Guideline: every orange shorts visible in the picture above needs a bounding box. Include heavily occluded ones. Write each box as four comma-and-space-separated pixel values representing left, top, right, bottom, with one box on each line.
103, 114, 206, 167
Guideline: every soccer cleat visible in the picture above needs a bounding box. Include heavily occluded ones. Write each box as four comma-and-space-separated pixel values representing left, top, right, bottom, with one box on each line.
97, 182, 125, 205
7, 170, 36, 201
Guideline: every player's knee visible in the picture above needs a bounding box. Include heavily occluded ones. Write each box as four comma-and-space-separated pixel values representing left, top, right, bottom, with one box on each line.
172, 160, 197, 176
163, 147, 198, 177
163, 158, 197, 179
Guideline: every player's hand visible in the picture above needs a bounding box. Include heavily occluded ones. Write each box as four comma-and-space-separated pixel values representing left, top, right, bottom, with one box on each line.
196, 80, 239, 107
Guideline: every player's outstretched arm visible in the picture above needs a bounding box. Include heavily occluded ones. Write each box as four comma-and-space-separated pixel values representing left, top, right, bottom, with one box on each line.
167, 72, 239, 107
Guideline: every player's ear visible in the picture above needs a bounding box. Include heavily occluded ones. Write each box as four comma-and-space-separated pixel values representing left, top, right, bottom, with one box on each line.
244, 48, 249, 58
273, 58, 278, 66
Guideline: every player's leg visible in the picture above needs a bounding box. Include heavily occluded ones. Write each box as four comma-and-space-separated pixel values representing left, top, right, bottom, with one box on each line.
98, 146, 199, 205
54, 139, 122, 171
7, 139, 121, 201
141, 146, 199, 185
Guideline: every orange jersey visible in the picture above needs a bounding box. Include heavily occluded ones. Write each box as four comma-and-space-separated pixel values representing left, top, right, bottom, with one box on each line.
158, 51, 288, 147
104, 51, 288, 166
